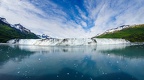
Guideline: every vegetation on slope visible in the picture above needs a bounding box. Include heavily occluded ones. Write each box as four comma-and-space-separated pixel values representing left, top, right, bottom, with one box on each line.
0, 21, 39, 43
96, 24, 144, 42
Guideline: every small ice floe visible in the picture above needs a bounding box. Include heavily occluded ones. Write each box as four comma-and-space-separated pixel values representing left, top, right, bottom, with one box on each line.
67, 73, 69, 75
17, 71, 20, 74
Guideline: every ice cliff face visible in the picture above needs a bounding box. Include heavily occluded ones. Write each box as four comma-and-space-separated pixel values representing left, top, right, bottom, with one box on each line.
7, 38, 97, 46
7, 38, 129, 46
95, 38, 129, 44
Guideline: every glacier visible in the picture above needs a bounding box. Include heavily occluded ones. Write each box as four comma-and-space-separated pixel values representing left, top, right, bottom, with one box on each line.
7, 38, 129, 46
95, 38, 130, 44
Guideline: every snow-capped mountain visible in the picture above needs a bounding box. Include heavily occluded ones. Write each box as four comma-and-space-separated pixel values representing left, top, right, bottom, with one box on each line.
0, 17, 9, 24
96, 25, 130, 36
105, 25, 130, 33
0, 17, 51, 38
13, 24, 31, 33
0, 17, 39, 42
37, 34, 51, 39
0, 17, 31, 33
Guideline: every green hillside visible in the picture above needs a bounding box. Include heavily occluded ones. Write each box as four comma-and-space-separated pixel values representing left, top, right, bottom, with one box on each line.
96, 24, 144, 42
0, 21, 39, 43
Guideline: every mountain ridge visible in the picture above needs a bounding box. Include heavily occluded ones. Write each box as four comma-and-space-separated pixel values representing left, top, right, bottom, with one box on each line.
95, 24, 144, 42
0, 17, 39, 43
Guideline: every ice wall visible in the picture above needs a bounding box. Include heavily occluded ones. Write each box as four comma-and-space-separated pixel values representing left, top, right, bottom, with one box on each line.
7, 38, 129, 46
7, 38, 97, 46
95, 38, 129, 44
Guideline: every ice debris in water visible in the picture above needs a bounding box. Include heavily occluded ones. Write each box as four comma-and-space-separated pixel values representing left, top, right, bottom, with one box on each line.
67, 73, 69, 75
17, 71, 20, 74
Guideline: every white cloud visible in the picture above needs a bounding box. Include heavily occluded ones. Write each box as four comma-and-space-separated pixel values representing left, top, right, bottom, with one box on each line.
0, 0, 90, 38
81, 21, 87, 27
0, 0, 144, 38
84, 0, 144, 35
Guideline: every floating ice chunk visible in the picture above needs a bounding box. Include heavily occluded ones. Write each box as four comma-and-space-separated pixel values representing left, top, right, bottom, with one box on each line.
67, 73, 69, 75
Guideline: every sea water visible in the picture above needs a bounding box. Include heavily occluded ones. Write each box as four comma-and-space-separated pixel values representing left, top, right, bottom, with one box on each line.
0, 44, 144, 80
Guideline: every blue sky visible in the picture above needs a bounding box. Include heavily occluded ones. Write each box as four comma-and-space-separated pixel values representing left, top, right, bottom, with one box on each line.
0, 0, 144, 38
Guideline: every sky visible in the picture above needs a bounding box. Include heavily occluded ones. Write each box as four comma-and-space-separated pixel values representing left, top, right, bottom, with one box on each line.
0, 0, 144, 38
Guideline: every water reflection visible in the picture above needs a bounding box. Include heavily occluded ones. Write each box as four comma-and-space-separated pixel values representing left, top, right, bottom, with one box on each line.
0, 68, 137, 80
0, 44, 144, 80
0, 45, 34, 66
101, 45, 144, 58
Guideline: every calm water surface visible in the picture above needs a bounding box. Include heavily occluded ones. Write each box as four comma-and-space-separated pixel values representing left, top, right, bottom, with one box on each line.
0, 44, 144, 80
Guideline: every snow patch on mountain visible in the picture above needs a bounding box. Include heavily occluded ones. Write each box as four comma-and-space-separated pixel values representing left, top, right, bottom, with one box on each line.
96, 25, 131, 36
13, 24, 31, 33
0, 17, 9, 24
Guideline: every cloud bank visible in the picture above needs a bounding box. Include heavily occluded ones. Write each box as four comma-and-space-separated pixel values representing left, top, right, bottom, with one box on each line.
0, 0, 144, 38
